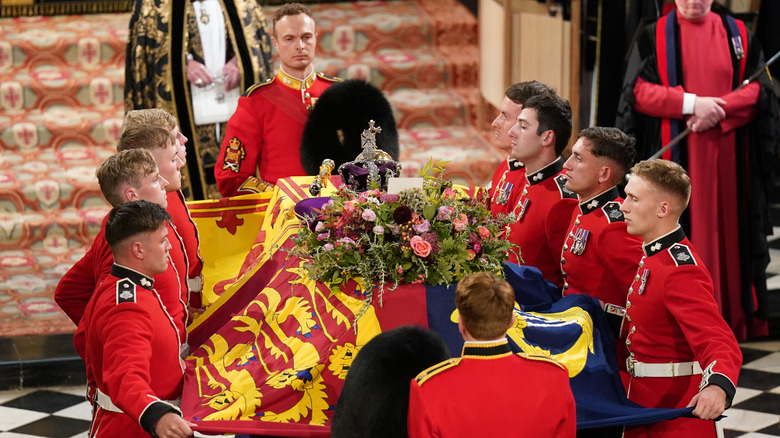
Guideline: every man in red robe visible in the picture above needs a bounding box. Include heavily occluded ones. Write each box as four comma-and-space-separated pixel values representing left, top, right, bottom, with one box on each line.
215, 2, 340, 197
616, 0, 779, 340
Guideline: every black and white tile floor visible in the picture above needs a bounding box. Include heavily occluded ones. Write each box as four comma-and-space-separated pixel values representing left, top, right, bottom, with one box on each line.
1, 230, 778, 438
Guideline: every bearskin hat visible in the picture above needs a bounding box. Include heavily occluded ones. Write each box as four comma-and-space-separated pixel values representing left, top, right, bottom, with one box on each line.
300, 79, 399, 176
330, 325, 449, 438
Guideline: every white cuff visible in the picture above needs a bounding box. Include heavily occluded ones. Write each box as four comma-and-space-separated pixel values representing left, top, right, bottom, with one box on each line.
682, 93, 696, 115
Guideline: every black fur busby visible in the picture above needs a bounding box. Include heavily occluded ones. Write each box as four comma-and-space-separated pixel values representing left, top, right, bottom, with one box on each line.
330, 325, 450, 438
300, 79, 399, 176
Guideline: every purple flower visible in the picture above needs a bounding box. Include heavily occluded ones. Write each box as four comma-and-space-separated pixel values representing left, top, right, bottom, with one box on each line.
315, 221, 325, 232
338, 237, 357, 247
473, 241, 482, 254
373, 225, 385, 235
324, 243, 335, 251
317, 232, 330, 241
362, 208, 377, 222
413, 219, 431, 233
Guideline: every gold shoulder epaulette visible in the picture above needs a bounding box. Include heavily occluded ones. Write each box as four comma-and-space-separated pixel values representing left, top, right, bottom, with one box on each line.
316, 72, 343, 83
244, 77, 275, 97
516, 352, 566, 371
414, 358, 461, 386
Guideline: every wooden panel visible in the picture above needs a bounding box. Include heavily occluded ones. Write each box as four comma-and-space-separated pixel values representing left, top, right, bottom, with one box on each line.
479, 0, 508, 108
516, 12, 565, 94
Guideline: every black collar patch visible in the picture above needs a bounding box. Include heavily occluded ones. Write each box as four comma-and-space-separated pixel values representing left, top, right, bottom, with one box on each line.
580, 187, 620, 215
527, 158, 564, 186
111, 264, 154, 291
643, 227, 686, 257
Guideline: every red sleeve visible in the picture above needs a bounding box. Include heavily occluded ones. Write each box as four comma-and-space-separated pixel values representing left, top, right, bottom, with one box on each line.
54, 229, 112, 325
407, 381, 439, 438
599, 223, 644, 301
633, 76, 686, 119
545, 199, 578, 265
719, 81, 759, 134
215, 94, 263, 197
101, 304, 167, 422
555, 373, 577, 438
664, 267, 742, 392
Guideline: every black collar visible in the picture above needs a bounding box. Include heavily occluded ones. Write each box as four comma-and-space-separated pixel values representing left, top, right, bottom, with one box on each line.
579, 187, 619, 214
461, 338, 513, 358
110, 264, 155, 290
526, 157, 563, 186
643, 226, 686, 257
508, 158, 524, 171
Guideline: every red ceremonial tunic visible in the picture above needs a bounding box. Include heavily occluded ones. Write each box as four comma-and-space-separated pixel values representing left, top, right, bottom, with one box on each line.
632, 10, 760, 338
167, 190, 203, 307
507, 158, 578, 287
486, 157, 525, 216
560, 187, 643, 305
55, 215, 112, 325
81, 264, 184, 437
69, 220, 189, 360
215, 69, 339, 197
622, 227, 742, 438
408, 339, 576, 438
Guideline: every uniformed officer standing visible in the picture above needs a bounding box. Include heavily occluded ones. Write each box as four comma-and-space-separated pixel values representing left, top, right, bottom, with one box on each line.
560, 127, 643, 328
504, 92, 579, 287
407, 272, 576, 438
81, 201, 194, 438
485, 81, 555, 216
215, 2, 341, 197
619, 160, 742, 437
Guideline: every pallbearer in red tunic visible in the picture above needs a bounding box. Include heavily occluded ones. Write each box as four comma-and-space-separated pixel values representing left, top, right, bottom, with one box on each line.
504, 93, 578, 288
81, 201, 193, 438
619, 160, 741, 438
215, 4, 340, 197
407, 272, 576, 438
485, 81, 555, 215
616, 0, 779, 340
560, 127, 643, 370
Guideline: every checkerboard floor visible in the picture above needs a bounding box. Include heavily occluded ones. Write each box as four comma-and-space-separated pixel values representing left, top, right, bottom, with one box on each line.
0, 342, 777, 437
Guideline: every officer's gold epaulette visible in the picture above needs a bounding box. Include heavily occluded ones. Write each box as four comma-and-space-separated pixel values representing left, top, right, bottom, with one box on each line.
316, 72, 343, 83
414, 358, 461, 386
516, 352, 566, 371
244, 77, 275, 97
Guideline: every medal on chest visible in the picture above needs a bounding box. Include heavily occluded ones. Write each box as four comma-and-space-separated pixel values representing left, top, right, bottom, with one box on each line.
514, 187, 530, 219
570, 228, 590, 255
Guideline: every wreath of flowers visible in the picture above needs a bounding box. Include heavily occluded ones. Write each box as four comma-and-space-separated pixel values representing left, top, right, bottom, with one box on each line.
292, 161, 518, 302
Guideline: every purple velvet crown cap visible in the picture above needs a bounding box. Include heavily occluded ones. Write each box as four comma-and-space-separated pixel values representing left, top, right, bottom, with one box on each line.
294, 197, 332, 230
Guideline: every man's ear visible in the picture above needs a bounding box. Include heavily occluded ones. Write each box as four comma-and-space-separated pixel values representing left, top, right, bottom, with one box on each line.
542, 130, 555, 148
130, 240, 144, 260
123, 185, 139, 203
271, 35, 279, 51
599, 165, 613, 185
658, 199, 672, 218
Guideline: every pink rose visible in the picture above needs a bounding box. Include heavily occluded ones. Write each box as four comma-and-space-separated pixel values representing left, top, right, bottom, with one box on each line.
413, 219, 431, 233
437, 206, 453, 220
344, 200, 356, 215
478, 226, 490, 239
443, 188, 457, 199
410, 235, 432, 258
373, 225, 385, 235
452, 213, 468, 232
362, 208, 377, 222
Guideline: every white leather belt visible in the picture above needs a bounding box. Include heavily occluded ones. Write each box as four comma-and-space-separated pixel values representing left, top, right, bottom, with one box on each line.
627, 359, 702, 378
94, 388, 181, 413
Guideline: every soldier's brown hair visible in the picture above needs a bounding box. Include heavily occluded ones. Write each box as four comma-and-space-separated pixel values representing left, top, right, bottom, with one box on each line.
96, 149, 158, 207
117, 125, 174, 152
273, 3, 313, 35
455, 272, 515, 340
505, 81, 555, 106
579, 126, 637, 182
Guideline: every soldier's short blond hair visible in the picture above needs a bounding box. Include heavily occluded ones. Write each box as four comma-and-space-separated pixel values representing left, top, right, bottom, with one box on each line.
122, 109, 178, 133
117, 125, 174, 152
96, 149, 158, 207
629, 160, 691, 207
